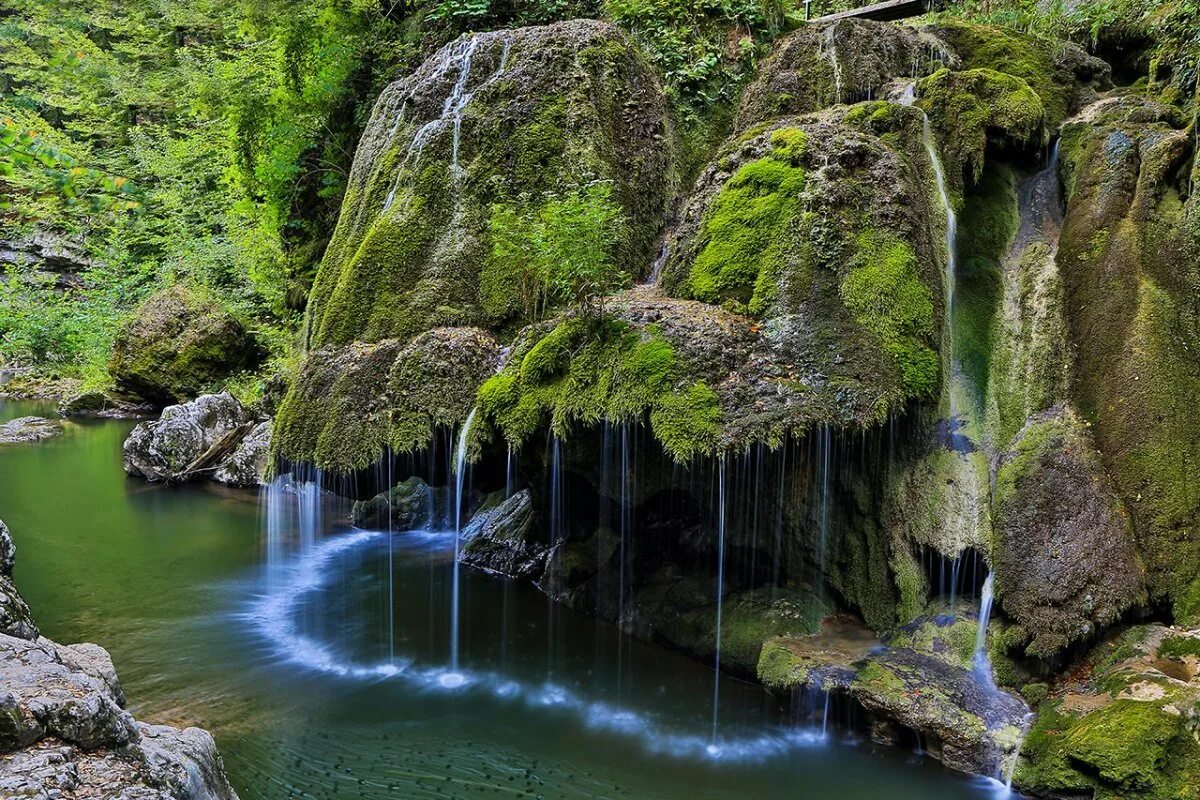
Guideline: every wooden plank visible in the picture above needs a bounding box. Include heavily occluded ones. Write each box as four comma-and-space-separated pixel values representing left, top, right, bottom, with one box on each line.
811, 0, 929, 23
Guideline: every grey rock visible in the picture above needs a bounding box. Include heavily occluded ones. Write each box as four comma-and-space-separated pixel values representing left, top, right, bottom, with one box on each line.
123, 393, 252, 482
45, 640, 125, 706
0, 633, 136, 751
0, 576, 38, 641
461, 490, 548, 580
58, 390, 153, 420
0, 417, 63, 445
0, 518, 14, 576
212, 420, 272, 488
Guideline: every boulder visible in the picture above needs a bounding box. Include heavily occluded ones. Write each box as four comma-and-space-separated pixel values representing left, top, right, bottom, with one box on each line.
992, 405, 1145, 659
1015, 625, 1200, 799
0, 416, 63, 445
351, 476, 448, 531
460, 489, 547, 580
212, 420, 272, 488
109, 286, 262, 407
736, 18, 956, 130
759, 614, 1030, 777
305, 20, 676, 350
123, 393, 254, 483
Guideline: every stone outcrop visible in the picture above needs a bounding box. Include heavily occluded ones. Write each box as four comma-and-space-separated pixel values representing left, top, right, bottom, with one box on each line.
0, 416, 63, 445
736, 18, 956, 130
351, 476, 448, 531
58, 389, 154, 419
759, 614, 1029, 778
0, 518, 239, 798
1015, 625, 1200, 799
123, 393, 269, 486
460, 489, 547, 580
992, 405, 1145, 659
0, 519, 38, 642
109, 286, 262, 407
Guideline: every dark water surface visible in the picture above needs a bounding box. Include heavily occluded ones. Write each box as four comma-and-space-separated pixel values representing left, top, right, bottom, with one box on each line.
0, 398, 998, 799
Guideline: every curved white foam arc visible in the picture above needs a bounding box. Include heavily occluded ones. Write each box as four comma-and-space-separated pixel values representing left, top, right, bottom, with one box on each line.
246, 531, 828, 764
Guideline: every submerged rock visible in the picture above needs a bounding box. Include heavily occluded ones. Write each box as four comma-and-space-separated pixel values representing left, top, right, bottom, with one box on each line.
109, 286, 262, 407
123, 392, 257, 483
0, 416, 63, 445
460, 489, 547, 580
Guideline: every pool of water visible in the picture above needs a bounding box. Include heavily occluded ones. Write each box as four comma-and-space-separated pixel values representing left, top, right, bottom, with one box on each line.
0, 398, 1004, 799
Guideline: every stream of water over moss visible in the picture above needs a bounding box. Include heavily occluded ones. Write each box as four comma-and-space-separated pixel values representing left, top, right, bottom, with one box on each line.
0, 398, 1004, 799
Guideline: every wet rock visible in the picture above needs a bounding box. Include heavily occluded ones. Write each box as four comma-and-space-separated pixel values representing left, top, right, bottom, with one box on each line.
212, 420, 272, 488
109, 286, 262, 407
123, 393, 254, 483
461, 490, 547, 580
1015, 625, 1200, 798
47, 640, 125, 706
992, 405, 1145, 659
760, 614, 1029, 777
0, 416, 63, 445
352, 476, 447, 531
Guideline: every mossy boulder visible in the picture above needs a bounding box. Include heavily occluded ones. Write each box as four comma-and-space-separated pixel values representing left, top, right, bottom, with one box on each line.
1055, 94, 1200, 624
736, 18, 956, 130
758, 613, 1029, 777
1015, 625, 1200, 799
275, 326, 499, 472
351, 476, 447, 531
991, 406, 1145, 660
460, 489, 548, 581
109, 286, 261, 407
305, 20, 676, 348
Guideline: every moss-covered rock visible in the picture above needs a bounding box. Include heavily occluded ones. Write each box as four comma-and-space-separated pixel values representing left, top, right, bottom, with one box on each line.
736, 18, 956, 130
109, 286, 262, 407
274, 326, 499, 472
1015, 625, 1200, 799
991, 405, 1145, 659
1055, 94, 1200, 624
305, 20, 677, 348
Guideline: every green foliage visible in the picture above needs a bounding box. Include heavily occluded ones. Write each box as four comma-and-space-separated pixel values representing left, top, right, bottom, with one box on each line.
688, 128, 807, 310
485, 183, 629, 322
840, 232, 938, 398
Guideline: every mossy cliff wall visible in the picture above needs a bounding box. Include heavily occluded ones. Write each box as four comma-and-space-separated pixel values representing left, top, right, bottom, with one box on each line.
1056, 95, 1200, 624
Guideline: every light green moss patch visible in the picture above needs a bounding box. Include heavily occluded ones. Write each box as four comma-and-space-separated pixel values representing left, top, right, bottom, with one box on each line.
840, 232, 938, 398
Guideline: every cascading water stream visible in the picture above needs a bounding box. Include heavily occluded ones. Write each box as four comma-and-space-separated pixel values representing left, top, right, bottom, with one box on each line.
973, 573, 995, 687
447, 407, 477, 682
709, 458, 727, 753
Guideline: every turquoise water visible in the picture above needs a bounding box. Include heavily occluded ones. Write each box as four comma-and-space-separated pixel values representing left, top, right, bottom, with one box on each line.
0, 398, 998, 799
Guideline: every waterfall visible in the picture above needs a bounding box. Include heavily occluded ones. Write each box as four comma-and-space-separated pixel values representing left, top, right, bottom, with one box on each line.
446, 407, 477, 683
646, 239, 670, 284
709, 458, 727, 753
974, 572, 996, 687
900, 84, 962, 426
817, 423, 832, 578
382, 34, 513, 213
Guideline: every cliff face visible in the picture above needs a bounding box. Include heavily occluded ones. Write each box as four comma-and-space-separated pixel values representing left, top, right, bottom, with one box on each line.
0, 517, 240, 800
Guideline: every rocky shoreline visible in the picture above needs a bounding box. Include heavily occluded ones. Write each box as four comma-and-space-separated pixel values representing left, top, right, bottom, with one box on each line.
0, 517, 241, 799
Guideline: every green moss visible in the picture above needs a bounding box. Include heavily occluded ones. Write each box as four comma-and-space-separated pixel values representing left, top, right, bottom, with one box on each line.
687, 129, 807, 311
1158, 634, 1200, 660
649, 381, 722, 461
852, 662, 907, 701
1016, 701, 1096, 794
889, 618, 977, 670
757, 638, 809, 692
992, 413, 1069, 511
1065, 700, 1184, 791
840, 232, 938, 398
477, 318, 723, 461
916, 67, 1045, 193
